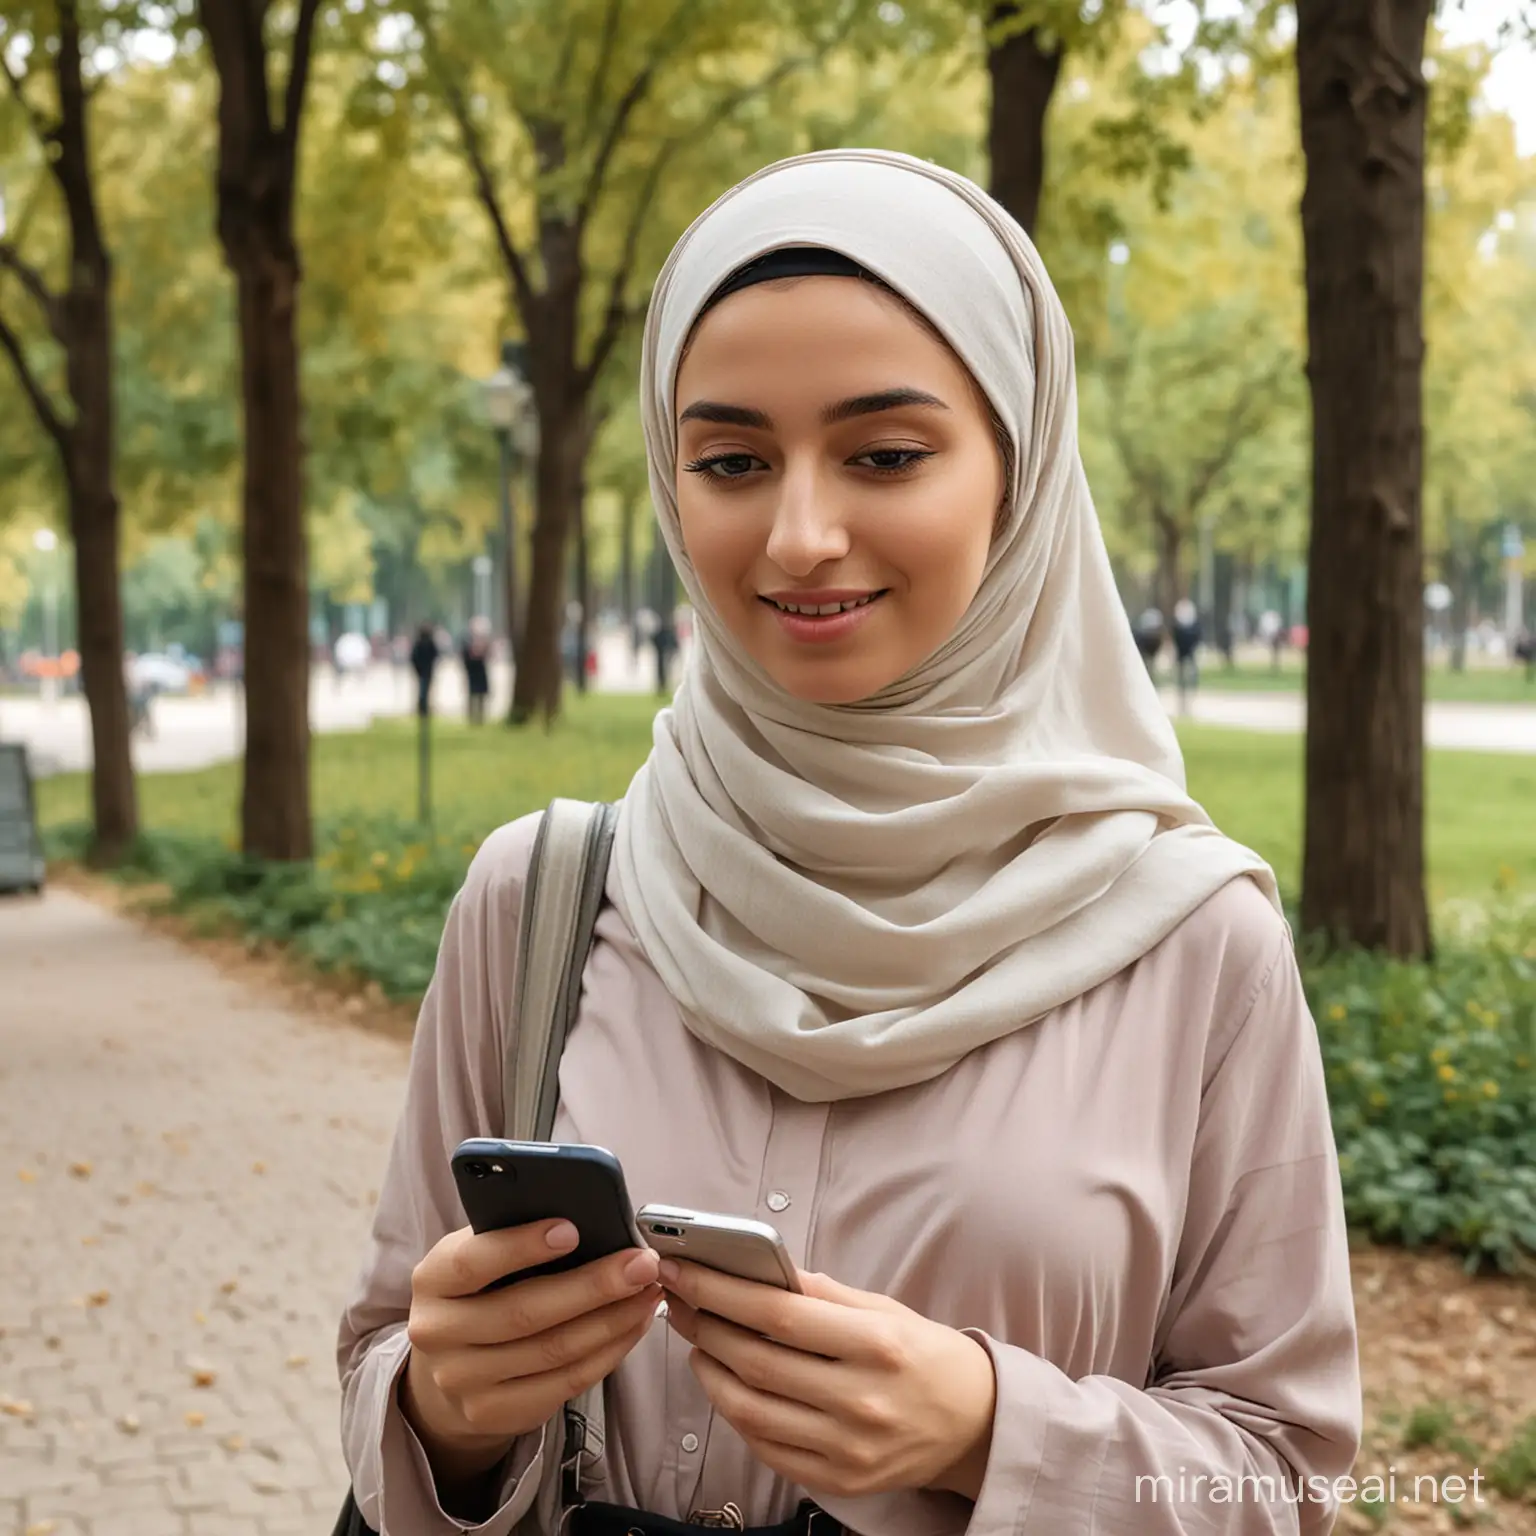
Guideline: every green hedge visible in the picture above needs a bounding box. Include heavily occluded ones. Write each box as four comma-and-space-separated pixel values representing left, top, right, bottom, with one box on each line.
49, 818, 1536, 1272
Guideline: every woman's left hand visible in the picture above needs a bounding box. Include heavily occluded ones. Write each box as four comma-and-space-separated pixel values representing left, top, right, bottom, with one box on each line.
660, 1260, 996, 1502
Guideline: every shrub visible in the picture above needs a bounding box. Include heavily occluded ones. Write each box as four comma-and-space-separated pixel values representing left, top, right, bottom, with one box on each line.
1303, 895, 1536, 1272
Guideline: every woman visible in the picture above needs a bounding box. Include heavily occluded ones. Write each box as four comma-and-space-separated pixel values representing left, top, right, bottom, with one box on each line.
338, 150, 1360, 1535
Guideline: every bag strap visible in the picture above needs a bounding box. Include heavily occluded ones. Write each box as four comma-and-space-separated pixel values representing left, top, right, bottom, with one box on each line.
503, 798, 618, 1531
504, 798, 619, 1143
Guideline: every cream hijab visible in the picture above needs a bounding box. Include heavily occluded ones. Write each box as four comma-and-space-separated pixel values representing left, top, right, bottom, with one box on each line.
606, 149, 1280, 1103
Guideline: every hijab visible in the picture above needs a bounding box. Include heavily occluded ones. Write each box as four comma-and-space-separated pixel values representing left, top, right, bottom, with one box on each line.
606, 148, 1281, 1103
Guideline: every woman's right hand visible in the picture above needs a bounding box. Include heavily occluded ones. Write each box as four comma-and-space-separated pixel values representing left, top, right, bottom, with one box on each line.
401, 1219, 662, 1482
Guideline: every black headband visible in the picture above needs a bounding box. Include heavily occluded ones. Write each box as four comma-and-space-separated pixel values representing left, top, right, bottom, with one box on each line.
700, 246, 869, 314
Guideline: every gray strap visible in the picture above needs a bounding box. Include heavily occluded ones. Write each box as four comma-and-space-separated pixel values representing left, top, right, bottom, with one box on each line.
504, 798, 619, 1142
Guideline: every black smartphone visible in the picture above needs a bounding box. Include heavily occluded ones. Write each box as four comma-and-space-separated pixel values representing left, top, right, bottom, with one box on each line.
451, 1139, 645, 1289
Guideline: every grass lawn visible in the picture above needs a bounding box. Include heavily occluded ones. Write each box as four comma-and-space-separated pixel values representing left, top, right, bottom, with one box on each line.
34, 693, 1535, 908
1188, 659, 1536, 706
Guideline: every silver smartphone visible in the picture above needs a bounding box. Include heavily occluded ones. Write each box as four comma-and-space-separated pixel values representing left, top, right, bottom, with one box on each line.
637, 1203, 802, 1292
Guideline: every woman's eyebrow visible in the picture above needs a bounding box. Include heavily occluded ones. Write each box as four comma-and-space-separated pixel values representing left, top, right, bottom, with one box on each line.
676, 387, 949, 432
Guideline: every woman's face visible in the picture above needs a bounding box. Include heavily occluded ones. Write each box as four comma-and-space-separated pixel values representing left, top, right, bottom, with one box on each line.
673, 276, 1005, 705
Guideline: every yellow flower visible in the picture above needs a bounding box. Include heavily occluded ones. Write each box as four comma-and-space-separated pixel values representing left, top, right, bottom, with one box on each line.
1494, 863, 1515, 892
371, 851, 388, 869
1482, 1080, 1500, 1099
1431, 1047, 1451, 1064
1369, 1089, 1388, 1108
397, 860, 416, 881
1437, 1063, 1457, 1083
1327, 1003, 1347, 1022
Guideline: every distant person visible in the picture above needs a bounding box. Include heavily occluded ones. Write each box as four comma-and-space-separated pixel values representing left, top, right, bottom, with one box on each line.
334, 629, 370, 686
461, 617, 491, 724
1257, 609, 1285, 672
124, 654, 155, 740
409, 622, 438, 717
1515, 629, 1536, 683
1171, 598, 1202, 715
1133, 605, 1165, 677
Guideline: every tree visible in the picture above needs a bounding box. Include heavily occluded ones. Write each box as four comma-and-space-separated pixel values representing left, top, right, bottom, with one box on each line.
0, 0, 137, 862
198, 0, 324, 861
1293, 1, 1531, 956
381, 0, 876, 724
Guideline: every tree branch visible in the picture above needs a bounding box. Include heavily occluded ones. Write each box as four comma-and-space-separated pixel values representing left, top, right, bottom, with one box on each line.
573, 0, 700, 235
579, 0, 624, 140
280, 0, 325, 181
0, 34, 55, 147
579, 36, 829, 389
421, 16, 537, 318
0, 305, 69, 452
1183, 356, 1289, 513
0, 241, 63, 339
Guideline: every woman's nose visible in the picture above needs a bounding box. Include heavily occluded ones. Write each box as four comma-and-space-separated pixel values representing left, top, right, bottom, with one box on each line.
764, 469, 851, 575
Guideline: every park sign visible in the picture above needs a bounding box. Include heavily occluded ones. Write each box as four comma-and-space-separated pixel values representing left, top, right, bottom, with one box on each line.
0, 743, 46, 895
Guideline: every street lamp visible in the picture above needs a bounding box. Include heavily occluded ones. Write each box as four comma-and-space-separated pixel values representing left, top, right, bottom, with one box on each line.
482, 341, 537, 671
33, 529, 59, 706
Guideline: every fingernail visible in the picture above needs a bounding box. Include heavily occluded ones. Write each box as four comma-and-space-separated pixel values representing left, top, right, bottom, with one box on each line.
623, 1250, 659, 1286
546, 1221, 579, 1250
658, 1258, 681, 1285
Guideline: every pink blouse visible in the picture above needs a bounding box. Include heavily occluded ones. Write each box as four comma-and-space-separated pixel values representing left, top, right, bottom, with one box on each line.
338, 813, 1361, 1534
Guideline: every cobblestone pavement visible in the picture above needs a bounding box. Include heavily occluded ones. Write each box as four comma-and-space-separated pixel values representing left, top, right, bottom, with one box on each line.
0, 890, 411, 1536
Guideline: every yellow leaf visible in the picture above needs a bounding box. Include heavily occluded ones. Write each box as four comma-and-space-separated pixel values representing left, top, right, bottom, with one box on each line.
221, 1432, 245, 1452
220, 1279, 238, 1294
68, 1161, 92, 1179
184, 1410, 205, 1428
251, 1161, 267, 1175
193, 1310, 207, 1325
17, 1169, 36, 1183
25, 1522, 57, 1536
87, 1290, 110, 1307
2, 1396, 36, 1417
191, 1368, 217, 1388
286, 1353, 309, 1368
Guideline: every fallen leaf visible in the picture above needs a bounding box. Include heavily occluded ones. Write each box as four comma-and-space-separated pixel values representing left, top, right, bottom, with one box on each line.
2, 1396, 35, 1417
193, 1310, 206, 1325
134, 1181, 157, 1197
87, 1290, 110, 1307
44, 1335, 61, 1350
184, 1410, 205, 1428
191, 1368, 216, 1388
68, 1161, 92, 1179
221, 1432, 245, 1452
285, 1353, 308, 1368
17, 1169, 36, 1183
80, 1235, 99, 1247
219, 1279, 238, 1295
25, 1521, 57, 1536
251, 1160, 267, 1175
118, 1413, 140, 1435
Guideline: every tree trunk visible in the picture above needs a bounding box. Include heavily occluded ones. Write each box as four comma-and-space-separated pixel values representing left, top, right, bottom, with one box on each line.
1153, 510, 1183, 619
26, 0, 139, 863
573, 467, 591, 696
986, 4, 1065, 238
1295, 0, 1432, 957
231, 261, 312, 859
619, 492, 637, 633
202, 0, 321, 861
66, 452, 136, 865
512, 384, 587, 723
67, 289, 136, 869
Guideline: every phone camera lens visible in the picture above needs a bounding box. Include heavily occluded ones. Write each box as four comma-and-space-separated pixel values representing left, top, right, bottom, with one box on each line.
465, 1161, 491, 1180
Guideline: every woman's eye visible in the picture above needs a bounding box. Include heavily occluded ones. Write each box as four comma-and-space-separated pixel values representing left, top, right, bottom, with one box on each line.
854, 448, 932, 474
683, 453, 761, 480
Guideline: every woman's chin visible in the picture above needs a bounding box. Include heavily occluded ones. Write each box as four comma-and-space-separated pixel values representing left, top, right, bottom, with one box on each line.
758, 652, 907, 706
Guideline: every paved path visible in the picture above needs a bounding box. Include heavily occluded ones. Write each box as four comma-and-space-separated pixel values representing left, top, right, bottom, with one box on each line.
1157, 688, 1536, 754
4, 636, 1533, 777
0, 890, 409, 1536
